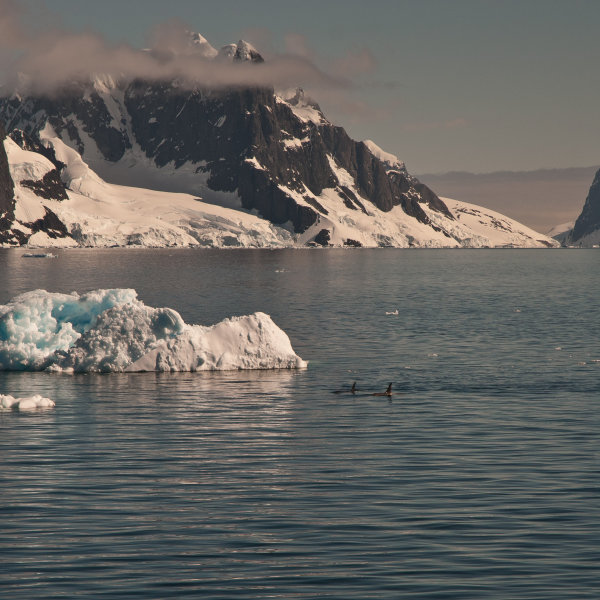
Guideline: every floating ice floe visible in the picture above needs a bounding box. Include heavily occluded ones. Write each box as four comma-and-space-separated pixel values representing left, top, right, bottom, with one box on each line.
0, 394, 55, 411
0, 289, 307, 373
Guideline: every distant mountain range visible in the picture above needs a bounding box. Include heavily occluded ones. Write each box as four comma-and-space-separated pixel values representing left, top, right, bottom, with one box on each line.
418, 167, 598, 236
0, 34, 557, 249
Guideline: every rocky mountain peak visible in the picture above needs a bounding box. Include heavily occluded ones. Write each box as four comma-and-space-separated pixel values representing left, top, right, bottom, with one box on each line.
285, 88, 320, 110
569, 167, 600, 245
218, 40, 264, 63
187, 32, 219, 59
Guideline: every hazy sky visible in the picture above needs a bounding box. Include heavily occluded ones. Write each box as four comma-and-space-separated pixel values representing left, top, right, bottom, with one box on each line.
9, 0, 600, 174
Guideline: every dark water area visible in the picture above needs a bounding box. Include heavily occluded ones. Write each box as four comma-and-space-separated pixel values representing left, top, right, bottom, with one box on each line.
1, 248, 599, 598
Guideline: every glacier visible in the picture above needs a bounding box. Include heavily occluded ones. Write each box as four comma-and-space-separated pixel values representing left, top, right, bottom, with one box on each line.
0, 289, 306, 372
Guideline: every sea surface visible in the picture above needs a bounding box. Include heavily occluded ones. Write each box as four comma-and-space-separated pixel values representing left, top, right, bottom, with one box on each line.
1, 248, 599, 599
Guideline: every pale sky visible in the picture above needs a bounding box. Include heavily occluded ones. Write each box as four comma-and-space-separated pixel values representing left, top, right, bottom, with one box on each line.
10, 0, 600, 174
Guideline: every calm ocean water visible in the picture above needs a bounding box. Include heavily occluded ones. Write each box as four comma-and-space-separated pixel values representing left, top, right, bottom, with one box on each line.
1, 248, 599, 599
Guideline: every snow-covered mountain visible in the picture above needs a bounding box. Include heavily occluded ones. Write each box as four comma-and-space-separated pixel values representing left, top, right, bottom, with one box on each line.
565, 168, 600, 247
0, 35, 558, 249
0, 128, 294, 247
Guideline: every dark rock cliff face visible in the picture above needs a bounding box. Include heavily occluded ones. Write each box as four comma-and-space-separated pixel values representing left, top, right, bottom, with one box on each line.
135, 84, 453, 231
1, 84, 131, 163
0, 79, 452, 237
0, 122, 16, 244
570, 168, 600, 244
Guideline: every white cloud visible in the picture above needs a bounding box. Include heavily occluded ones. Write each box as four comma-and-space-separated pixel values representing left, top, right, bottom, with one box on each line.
0, 0, 354, 94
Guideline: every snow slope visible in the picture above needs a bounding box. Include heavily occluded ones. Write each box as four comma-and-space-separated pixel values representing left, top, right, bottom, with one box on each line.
3, 137, 66, 238
3, 135, 293, 248
0, 289, 306, 372
433, 198, 558, 248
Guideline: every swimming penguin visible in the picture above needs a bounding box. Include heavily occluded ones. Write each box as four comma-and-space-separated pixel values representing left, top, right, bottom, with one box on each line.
332, 382, 357, 394
372, 383, 393, 396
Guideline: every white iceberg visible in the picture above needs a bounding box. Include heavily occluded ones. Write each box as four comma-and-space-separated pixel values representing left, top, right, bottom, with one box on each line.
0, 394, 55, 411
0, 289, 307, 373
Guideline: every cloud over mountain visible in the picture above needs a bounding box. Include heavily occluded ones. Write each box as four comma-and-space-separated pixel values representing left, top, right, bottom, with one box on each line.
0, 0, 353, 94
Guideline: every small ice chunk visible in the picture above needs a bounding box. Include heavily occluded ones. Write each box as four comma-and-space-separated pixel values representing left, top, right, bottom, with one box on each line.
0, 394, 55, 411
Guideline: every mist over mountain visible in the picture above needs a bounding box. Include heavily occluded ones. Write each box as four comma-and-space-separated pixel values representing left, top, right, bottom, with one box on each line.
0, 3, 351, 96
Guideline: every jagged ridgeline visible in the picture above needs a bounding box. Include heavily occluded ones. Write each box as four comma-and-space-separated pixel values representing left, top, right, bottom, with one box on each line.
0, 36, 557, 248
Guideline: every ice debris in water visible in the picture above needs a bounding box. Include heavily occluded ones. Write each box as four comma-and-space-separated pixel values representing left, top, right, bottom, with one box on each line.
0, 289, 307, 373
0, 394, 55, 411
